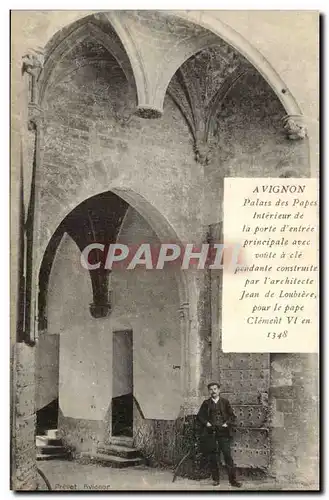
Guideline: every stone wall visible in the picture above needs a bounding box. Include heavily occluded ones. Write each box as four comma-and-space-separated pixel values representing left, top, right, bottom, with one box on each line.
58, 409, 105, 456
11, 344, 37, 490
204, 70, 310, 225
35, 334, 59, 412
133, 400, 179, 467
269, 353, 319, 486
48, 232, 113, 434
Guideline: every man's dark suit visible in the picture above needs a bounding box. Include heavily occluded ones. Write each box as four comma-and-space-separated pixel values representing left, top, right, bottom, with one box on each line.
197, 397, 239, 485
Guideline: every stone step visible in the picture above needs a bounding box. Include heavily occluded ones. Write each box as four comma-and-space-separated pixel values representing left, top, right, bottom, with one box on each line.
37, 445, 67, 455
36, 431, 69, 460
98, 444, 140, 459
36, 436, 62, 447
83, 452, 143, 468
109, 436, 133, 447
37, 452, 69, 461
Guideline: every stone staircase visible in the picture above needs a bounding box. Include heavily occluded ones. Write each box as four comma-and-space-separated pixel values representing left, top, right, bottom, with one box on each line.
82, 436, 144, 468
36, 429, 69, 461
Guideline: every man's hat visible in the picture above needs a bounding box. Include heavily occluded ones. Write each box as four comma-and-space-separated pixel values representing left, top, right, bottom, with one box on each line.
207, 381, 220, 389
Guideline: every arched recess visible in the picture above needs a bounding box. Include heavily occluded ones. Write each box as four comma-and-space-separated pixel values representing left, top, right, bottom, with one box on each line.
170, 10, 303, 117
38, 14, 136, 107
101, 10, 304, 118
37, 186, 189, 336
39, 10, 303, 120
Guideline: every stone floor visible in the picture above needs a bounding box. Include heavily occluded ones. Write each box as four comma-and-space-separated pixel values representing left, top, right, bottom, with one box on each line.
36, 460, 318, 491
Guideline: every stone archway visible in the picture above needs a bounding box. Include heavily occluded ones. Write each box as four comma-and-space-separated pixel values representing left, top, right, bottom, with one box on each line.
37, 187, 189, 325
36, 187, 194, 460
37, 186, 191, 394
37, 10, 305, 120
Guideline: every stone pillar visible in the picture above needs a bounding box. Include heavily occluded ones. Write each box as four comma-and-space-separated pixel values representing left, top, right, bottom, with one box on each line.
180, 266, 211, 416
22, 50, 44, 344
306, 117, 319, 178
208, 221, 223, 381
269, 353, 319, 486
179, 297, 201, 415
178, 270, 210, 412
175, 267, 212, 479
10, 50, 44, 490
25, 106, 45, 344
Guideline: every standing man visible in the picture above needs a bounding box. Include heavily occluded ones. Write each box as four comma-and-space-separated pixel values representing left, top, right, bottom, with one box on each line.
197, 382, 242, 487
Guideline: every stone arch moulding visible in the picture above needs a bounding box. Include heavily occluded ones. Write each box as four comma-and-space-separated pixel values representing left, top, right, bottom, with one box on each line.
104, 11, 220, 118
38, 10, 304, 121
170, 10, 303, 118
104, 10, 303, 119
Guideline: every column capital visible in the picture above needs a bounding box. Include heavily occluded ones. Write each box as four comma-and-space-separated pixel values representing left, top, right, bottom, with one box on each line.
89, 303, 111, 319
283, 114, 307, 140
194, 139, 213, 166
22, 49, 44, 105
89, 270, 112, 319
22, 50, 44, 77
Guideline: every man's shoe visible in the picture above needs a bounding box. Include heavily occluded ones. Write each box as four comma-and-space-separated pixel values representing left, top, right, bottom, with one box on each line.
212, 481, 220, 486
229, 480, 242, 488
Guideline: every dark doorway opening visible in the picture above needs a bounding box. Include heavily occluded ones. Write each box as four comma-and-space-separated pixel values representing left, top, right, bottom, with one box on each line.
112, 330, 133, 437
36, 398, 59, 435
111, 394, 133, 437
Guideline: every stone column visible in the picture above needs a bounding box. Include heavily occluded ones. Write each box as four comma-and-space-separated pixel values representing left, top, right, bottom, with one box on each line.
179, 265, 212, 417
208, 221, 223, 381
25, 105, 45, 344
11, 50, 45, 490
306, 117, 319, 178
176, 268, 211, 478
22, 51, 44, 344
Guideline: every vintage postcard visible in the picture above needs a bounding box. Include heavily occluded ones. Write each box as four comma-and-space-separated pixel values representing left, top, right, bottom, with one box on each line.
10, 9, 319, 491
